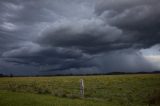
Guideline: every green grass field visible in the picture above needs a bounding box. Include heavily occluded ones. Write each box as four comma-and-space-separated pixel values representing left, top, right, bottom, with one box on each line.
0, 74, 160, 106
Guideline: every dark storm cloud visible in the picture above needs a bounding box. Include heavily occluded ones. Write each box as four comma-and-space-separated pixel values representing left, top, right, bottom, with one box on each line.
2, 42, 94, 72
0, 0, 160, 75
92, 51, 154, 72
38, 0, 160, 54
38, 19, 126, 54
96, 0, 160, 49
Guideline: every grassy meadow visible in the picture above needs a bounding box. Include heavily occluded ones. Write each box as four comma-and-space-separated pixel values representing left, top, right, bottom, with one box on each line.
0, 74, 160, 106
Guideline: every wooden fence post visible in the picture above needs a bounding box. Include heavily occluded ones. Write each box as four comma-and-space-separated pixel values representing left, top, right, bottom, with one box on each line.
80, 79, 84, 97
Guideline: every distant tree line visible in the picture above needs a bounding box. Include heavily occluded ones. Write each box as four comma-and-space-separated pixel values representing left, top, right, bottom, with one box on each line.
0, 71, 160, 77
0, 73, 13, 77
37, 71, 160, 77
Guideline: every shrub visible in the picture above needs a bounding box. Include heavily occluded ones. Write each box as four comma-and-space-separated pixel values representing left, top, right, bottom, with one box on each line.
148, 90, 160, 106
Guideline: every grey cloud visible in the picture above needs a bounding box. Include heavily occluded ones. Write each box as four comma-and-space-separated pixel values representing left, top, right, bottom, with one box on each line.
0, 0, 95, 24
93, 51, 154, 72
0, 0, 159, 75
96, 0, 160, 49
2, 42, 93, 72
95, 0, 159, 15
38, 19, 126, 54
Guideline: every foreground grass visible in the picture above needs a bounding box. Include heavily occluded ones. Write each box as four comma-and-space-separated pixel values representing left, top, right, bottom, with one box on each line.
0, 74, 160, 106
0, 90, 110, 106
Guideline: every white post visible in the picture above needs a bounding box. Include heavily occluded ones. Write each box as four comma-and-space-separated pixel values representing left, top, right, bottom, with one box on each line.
80, 79, 84, 97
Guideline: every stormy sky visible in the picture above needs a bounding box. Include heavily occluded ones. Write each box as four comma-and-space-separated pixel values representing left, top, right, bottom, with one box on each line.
0, 0, 160, 75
